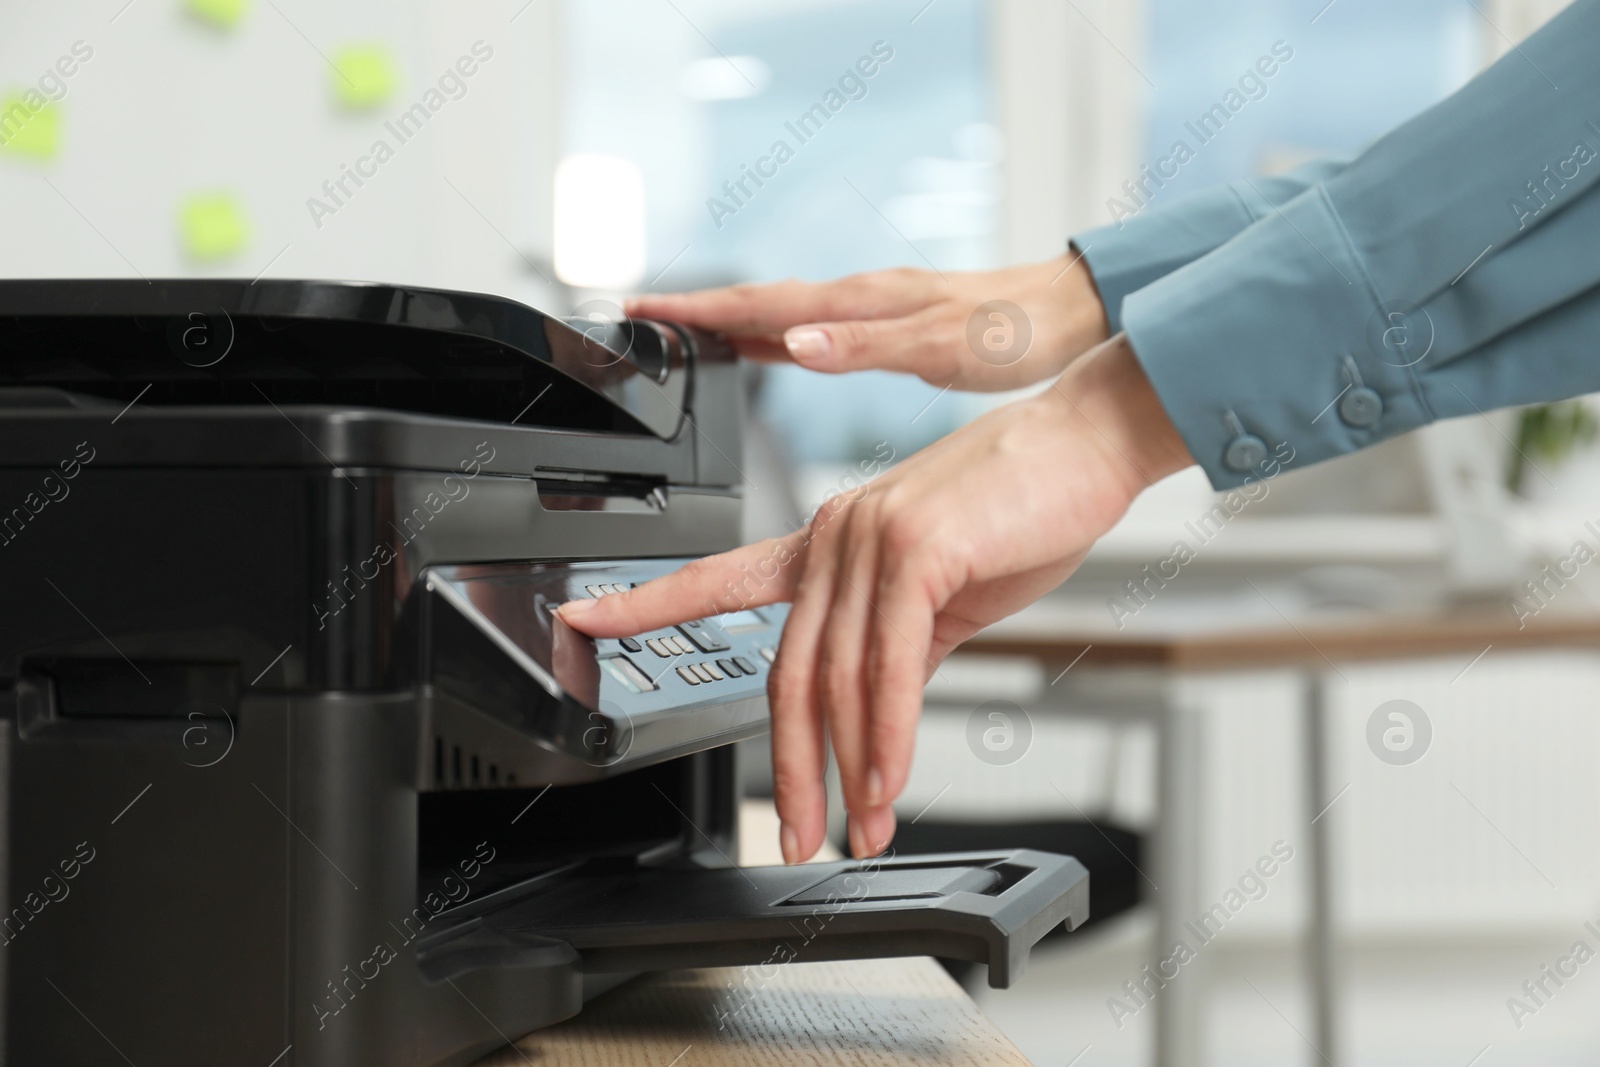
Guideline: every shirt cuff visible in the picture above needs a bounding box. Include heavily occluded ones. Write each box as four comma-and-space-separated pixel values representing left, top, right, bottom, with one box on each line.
1073, 185, 1256, 333
1120, 187, 1436, 489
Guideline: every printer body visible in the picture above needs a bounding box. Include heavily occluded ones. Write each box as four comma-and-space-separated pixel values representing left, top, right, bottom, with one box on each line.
0, 280, 1087, 1067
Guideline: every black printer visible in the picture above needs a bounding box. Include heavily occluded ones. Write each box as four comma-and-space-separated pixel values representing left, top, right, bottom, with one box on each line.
0, 279, 1088, 1067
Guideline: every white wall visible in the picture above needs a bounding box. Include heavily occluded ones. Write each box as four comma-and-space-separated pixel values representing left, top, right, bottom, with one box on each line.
992, 0, 1145, 262
0, 0, 561, 307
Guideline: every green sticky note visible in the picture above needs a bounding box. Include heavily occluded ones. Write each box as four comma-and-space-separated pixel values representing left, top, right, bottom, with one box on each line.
331, 45, 397, 110
178, 193, 249, 261
184, 0, 250, 29
0, 97, 59, 160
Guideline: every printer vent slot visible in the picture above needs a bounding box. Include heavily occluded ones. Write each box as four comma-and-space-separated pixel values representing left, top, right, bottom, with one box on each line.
433, 733, 515, 790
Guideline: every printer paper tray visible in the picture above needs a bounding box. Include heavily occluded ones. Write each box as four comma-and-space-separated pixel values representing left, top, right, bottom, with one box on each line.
414, 849, 1088, 990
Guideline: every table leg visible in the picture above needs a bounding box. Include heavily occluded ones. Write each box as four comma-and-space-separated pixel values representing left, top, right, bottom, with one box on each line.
1304, 671, 1339, 1065
1154, 695, 1203, 1067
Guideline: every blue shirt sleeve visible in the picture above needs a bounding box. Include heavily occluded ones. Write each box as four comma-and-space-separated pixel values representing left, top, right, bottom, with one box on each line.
1117, 0, 1600, 488
1073, 158, 1348, 333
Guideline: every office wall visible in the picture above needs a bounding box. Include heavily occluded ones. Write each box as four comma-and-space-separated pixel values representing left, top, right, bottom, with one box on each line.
992, 0, 1145, 261
0, 0, 561, 307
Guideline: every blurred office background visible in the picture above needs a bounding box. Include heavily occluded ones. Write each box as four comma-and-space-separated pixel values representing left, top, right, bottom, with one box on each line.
4, 1, 1600, 1064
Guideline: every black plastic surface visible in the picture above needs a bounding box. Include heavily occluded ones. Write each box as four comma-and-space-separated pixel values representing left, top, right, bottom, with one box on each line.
0, 280, 746, 486
0, 278, 702, 438
416, 850, 1090, 990
0, 278, 1089, 1065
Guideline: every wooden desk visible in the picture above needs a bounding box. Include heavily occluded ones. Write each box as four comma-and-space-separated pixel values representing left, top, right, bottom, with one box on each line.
968, 602, 1600, 670
961, 599, 1600, 1067
472, 801, 1031, 1066
476, 959, 1029, 1066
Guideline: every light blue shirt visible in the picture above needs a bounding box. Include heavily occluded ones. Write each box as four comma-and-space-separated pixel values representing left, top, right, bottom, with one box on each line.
1074, 0, 1600, 488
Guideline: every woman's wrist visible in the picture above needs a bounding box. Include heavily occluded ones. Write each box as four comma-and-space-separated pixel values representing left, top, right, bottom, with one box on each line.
1054, 246, 1112, 359
1037, 332, 1194, 503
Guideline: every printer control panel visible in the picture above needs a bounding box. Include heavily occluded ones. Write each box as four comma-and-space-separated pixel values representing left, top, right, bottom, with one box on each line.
572, 581, 779, 697
415, 559, 787, 779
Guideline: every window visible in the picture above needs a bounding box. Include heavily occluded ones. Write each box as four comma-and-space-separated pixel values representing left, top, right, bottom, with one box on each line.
562, 0, 994, 464
562, 0, 1485, 471
1137, 0, 1479, 203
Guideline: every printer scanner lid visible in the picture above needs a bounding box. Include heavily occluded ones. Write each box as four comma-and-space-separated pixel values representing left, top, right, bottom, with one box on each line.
0, 279, 730, 482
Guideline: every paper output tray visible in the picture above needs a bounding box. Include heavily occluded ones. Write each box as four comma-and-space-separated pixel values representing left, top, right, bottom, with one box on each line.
415, 850, 1089, 990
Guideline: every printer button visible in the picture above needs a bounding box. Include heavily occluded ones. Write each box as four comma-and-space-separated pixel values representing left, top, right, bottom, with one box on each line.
716, 657, 741, 677
702, 661, 726, 681
600, 655, 657, 694
732, 655, 757, 675
620, 637, 642, 653
678, 620, 732, 653
585, 585, 604, 597
646, 639, 671, 657
690, 663, 716, 683
676, 666, 701, 685
758, 646, 776, 664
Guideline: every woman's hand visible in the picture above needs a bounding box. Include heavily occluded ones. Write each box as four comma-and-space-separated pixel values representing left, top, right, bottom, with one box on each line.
624, 252, 1109, 393
559, 334, 1193, 864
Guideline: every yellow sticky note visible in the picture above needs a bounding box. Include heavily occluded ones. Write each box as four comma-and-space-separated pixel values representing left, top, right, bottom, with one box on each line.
331, 45, 397, 110
178, 192, 249, 261
185, 0, 250, 29
0, 97, 60, 160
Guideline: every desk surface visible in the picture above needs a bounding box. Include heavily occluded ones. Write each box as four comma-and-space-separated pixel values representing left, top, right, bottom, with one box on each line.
471, 802, 1030, 1066
476, 958, 1029, 1067
965, 597, 1600, 669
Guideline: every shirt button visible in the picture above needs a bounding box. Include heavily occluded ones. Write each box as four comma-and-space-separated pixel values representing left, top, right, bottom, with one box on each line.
1223, 433, 1267, 473
1338, 386, 1383, 429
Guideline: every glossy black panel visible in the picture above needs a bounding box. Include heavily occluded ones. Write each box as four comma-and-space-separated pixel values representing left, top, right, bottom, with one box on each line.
0, 278, 723, 439
417, 849, 1090, 990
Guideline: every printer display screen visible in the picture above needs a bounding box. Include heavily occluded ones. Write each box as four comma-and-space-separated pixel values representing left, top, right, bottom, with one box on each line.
715, 609, 769, 633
